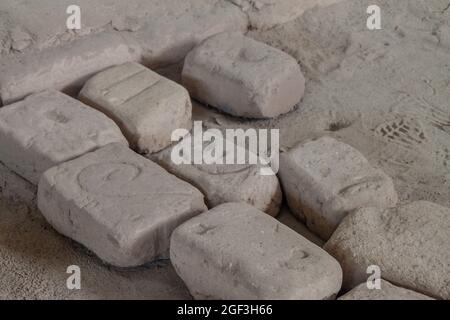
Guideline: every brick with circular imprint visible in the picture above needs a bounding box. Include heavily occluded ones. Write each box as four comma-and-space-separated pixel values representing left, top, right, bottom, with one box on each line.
153, 136, 282, 217
37, 143, 207, 267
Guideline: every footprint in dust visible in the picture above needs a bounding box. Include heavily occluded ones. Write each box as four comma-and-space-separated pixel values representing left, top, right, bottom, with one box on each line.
435, 148, 450, 168
374, 117, 427, 148
392, 95, 450, 135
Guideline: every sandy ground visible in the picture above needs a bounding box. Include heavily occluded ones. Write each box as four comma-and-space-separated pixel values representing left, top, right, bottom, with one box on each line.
0, 199, 191, 299
0, 193, 321, 299
0, 0, 449, 299
0, 0, 195, 54
226, 0, 450, 210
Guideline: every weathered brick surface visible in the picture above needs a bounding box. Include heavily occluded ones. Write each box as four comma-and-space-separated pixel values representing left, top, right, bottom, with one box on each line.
135, 0, 248, 68
79, 62, 192, 154
0, 0, 445, 301
182, 32, 305, 119
325, 201, 450, 299
279, 136, 398, 240
153, 136, 282, 216
0, 90, 128, 185
0, 32, 141, 105
171, 203, 342, 300
338, 280, 433, 300
38, 143, 207, 267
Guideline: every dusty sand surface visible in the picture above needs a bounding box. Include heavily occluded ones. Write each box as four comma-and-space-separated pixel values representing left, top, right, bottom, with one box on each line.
0, 198, 191, 299
225, 0, 450, 210
0, 0, 196, 54
0, 0, 449, 299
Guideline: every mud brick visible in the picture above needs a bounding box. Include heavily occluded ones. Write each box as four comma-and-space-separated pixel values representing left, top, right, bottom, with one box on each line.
0, 32, 141, 105
153, 136, 282, 216
171, 203, 343, 299
38, 143, 207, 267
0, 90, 128, 185
182, 32, 305, 119
80, 62, 192, 154
279, 136, 398, 239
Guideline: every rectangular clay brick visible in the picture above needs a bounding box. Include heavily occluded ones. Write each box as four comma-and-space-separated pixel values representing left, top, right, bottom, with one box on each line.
38, 143, 207, 267
182, 32, 305, 119
0, 32, 141, 105
171, 203, 342, 299
0, 90, 128, 184
279, 136, 398, 240
79, 62, 192, 154
153, 135, 282, 216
